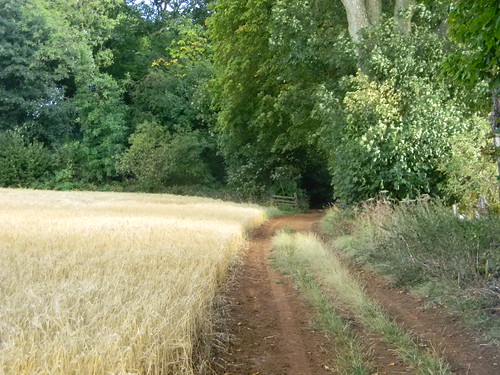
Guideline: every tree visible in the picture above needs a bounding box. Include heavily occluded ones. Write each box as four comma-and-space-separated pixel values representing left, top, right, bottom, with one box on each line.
209, 0, 341, 201
0, 0, 72, 144
447, 0, 499, 88
0, 131, 54, 187
320, 5, 493, 203
339, 0, 416, 41
118, 122, 214, 191
446, 0, 500, 200
23, 0, 130, 182
73, 73, 129, 182
131, 19, 213, 131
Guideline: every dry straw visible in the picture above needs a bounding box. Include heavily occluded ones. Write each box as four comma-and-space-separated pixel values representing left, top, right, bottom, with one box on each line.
0, 189, 265, 375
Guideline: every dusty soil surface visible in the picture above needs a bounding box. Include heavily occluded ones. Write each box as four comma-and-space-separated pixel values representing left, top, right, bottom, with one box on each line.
210, 212, 499, 375
347, 259, 500, 375
211, 213, 333, 375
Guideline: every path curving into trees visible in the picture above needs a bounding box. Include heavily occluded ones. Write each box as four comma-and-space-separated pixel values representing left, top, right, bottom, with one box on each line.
210, 213, 499, 375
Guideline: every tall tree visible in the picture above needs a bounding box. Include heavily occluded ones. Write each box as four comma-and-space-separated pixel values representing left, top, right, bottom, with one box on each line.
23, 0, 129, 181
340, 0, 417, 41
0, 0, 72, 144
209, 0, 343, 201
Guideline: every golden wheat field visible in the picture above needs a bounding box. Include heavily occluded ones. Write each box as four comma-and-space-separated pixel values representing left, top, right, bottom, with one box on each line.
0, 188, 265, 375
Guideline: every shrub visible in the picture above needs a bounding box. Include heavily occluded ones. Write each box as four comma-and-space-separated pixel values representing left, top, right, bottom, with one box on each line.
376, 202, 500, 285
322, 201, 500, 338
323, 14, 488, 204
0, 131, 54, 187
118, 122, 214, 192
438, 118, 498, 213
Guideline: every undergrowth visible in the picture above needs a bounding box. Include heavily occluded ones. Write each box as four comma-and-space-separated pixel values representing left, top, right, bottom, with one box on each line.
272, 231, 451, 375
321, 200, 500, 342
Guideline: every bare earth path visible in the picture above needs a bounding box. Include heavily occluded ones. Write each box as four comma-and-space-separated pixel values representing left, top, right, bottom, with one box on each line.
212, 212, 333, 375
211, 212, 499, 375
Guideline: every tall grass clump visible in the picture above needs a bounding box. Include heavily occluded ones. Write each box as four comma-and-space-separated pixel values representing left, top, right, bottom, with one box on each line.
376, 202, 500, 286
322, 200, 500, 340
0, 188, 265, 375
272, 232, 450, 375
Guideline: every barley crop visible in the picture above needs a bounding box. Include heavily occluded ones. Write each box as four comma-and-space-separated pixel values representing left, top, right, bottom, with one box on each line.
0, 189, 265, 375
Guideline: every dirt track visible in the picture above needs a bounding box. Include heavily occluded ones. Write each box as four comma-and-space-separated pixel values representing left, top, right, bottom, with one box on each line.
211, 213, 499, 375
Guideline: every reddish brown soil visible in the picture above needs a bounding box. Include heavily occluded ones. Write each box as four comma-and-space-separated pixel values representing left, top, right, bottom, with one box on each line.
348, 260, 500, 375
211, 213, 333, 375
210, 213, 499, 375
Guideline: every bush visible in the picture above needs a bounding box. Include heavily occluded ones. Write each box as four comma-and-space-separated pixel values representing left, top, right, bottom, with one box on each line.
325, 200, 500, 286
322, 201, 500, 338
438, 118, 498, 213
118, 122, 214, 192
321, 205, 356, 237
322, 14, 488, 204
376, 202, 500, 285
0, 131, 54, 187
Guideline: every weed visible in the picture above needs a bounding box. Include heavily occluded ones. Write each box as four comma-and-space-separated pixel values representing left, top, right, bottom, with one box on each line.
321, 200, 500, 342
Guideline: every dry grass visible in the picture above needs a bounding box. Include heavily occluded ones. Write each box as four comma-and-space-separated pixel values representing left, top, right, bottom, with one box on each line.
272, 231, 451, 375
0, 188, 265, 375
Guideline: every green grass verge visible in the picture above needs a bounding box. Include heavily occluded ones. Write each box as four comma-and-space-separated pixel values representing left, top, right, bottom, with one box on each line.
272, 231, 451, 375
270, 235, 373, 375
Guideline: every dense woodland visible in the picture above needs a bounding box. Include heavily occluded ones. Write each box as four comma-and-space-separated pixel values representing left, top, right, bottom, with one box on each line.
0, 0, 498, 208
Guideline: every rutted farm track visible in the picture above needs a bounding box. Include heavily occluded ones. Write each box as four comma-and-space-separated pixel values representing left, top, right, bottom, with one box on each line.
210, 213, 499, 375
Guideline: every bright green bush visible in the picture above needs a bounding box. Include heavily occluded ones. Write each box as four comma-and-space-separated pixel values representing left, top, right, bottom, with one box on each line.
438, 118, 498, 212
323, 13, 488, 204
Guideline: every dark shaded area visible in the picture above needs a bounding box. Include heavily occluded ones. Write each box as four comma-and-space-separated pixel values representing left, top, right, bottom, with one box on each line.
301, 161, 333, 208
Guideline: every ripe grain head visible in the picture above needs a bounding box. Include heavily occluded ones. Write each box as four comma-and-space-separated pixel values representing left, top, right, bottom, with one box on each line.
0, 188, 265, 375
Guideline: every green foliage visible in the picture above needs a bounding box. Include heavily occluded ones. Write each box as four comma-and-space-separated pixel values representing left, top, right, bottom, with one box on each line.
324, 201, 500, 284
118, 122, 214, 191
0, 0, 495, 205
438, 118, 498, 210
0, 132, 54, 187
130, 18, 214, 132
208, 0, 340, 202
322, 15, 480, 203
74, 73, 129, 182
0, 0, 72, 144
118, 121, 171, 191
164, 130, 215, 186
322, 201, 500, 338
376, 202, 500, 284
447, 0, 499, 88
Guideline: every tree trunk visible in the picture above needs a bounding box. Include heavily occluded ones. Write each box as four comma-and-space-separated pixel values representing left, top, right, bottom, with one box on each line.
491, 89, 500, 201
340, 0, 371, 41
366, 0, 382, 26
394, 0, 416, 34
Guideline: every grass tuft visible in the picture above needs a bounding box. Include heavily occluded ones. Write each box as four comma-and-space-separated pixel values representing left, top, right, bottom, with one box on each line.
272, 231, 451, 375
271, 231, 372, 375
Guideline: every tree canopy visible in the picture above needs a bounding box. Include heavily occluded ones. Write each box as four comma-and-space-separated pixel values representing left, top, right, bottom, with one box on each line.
0, 0, 497, 207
